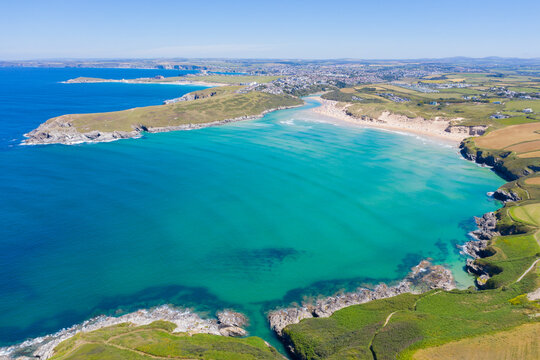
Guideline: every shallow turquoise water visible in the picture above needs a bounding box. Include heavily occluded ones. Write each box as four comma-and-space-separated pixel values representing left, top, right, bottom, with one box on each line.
0, 69, 504, 347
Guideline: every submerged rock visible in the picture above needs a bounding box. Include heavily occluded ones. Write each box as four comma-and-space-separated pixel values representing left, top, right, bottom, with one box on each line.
268, 260, 455, 336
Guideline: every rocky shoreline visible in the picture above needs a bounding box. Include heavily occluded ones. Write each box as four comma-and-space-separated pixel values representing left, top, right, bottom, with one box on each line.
0, 305, 248, 360
23, 105, 302, 146
268, 260, 455, 336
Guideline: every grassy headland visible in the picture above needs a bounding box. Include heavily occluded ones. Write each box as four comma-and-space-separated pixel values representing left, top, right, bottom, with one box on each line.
24, 85, 303, 144
49, 321, 283, 360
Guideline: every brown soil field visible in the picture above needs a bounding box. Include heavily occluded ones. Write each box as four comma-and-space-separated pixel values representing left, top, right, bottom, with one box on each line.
506, 140, 540, 153
519, 150, 540, 159
525, 177, 540, 185
475, 122, 540, 150
413, 323, 540, 360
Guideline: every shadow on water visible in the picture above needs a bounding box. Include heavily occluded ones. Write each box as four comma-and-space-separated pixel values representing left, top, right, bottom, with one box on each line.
1, 250, 429, 345
2, 249, 443, 355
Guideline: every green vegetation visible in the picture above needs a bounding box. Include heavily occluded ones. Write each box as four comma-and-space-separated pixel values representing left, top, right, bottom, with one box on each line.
54, 87, 302, 133
50, 321, 283, 360
282, 294, 420, 360
510, 203, 540, 226
284, 276, 539, 360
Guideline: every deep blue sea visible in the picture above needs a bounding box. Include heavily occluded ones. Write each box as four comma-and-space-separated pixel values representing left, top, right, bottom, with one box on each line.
0, 68, 504, 348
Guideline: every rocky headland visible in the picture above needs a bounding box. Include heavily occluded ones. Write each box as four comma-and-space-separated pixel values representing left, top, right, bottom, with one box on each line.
267, 260, 455, 336
23, 105, 300, 146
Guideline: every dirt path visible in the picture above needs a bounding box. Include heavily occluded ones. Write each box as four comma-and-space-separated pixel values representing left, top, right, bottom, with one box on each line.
383, 312, 397, 327
516, 258, 540, 282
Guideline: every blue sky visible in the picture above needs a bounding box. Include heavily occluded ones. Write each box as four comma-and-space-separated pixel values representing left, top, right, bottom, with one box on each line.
1, 0, 539, 60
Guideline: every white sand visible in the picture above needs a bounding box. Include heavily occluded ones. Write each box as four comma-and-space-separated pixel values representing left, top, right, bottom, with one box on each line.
308, 97, 469, 144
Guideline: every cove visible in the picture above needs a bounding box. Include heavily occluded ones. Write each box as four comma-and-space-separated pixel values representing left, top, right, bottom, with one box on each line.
0, 69, 504, 348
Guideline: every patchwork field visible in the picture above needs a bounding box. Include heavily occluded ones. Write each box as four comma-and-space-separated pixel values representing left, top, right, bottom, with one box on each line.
474, 122, 540, 151
525, 177, 540, 185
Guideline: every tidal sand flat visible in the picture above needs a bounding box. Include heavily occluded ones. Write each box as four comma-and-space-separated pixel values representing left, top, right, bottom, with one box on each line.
0, 69, 504, 351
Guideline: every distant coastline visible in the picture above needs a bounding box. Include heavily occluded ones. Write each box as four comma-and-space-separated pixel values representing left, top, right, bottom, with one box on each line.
62, 76, 228, 87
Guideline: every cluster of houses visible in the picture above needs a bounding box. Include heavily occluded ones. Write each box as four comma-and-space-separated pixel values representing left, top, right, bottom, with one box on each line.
488, 86, 539, 100
377, 92, 410, 103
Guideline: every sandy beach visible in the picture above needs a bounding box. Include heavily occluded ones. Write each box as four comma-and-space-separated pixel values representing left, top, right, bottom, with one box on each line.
308, 97, 470, 144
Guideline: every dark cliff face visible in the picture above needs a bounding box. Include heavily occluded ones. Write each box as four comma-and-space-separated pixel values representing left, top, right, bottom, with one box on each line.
459, 140, 537, 181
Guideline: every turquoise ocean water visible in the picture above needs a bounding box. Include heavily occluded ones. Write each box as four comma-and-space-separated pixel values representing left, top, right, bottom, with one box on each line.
0, 68, 504, 348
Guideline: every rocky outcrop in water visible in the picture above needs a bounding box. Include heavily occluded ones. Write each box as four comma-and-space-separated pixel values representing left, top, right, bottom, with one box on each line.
461, 212, 501, 288
0, 306, 249, 360
492, 188, 521, 203
470, 212, 499, 241
268, 260, 455, 336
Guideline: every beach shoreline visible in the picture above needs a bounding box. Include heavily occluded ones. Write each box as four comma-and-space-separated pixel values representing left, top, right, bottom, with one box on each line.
306, 96, 470, 144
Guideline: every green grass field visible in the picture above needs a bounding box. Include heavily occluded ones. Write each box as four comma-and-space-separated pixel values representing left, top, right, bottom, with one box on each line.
50, 321, 283, 360
510, 204, 540, 227
283, 275, 539, 360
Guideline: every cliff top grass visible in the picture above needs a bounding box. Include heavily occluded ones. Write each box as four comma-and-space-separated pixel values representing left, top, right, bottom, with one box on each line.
50, 320, 283, 360
509, 203, 540, 227
283, 275, 539, 360
48, 88, 302, 133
